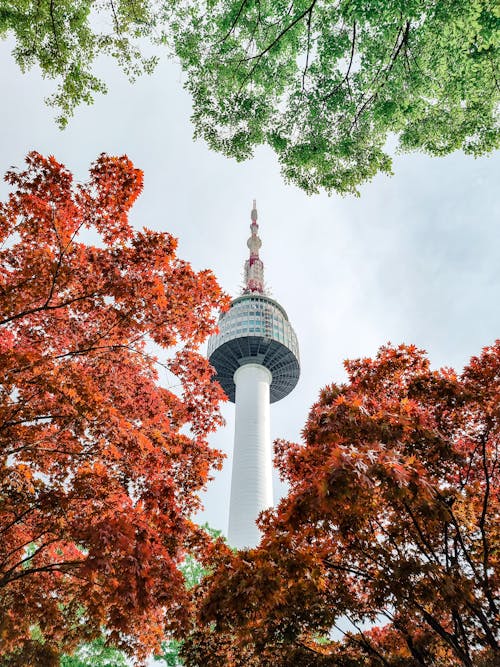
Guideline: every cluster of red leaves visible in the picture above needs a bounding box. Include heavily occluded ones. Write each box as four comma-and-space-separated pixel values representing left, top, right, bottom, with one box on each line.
182, 344, 499, 667
0, 152, 229, 664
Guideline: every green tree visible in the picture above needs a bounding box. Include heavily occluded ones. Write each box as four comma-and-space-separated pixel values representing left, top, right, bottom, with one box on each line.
173, 0, 500, 194
154, 524, 223, 667
0, 0, 163, 127
2, 3, 498, 193
60, 638, 128, 667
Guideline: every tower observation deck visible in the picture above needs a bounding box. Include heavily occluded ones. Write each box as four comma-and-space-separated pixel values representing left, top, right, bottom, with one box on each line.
208, 202, 300, 548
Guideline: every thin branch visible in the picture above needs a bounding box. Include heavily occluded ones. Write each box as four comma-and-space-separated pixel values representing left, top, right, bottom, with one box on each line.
0, 507, 45, 537
349, 21, 410, 131
401, 499, 442, 567
42, 208, 67, 309
109, 0, 121, 33
241, 0, 319, 86
414, 601, 473, 667
0, 531, 53, 573
488, 54, 500, 92
301, 3, 315, 92
0, 536, 60, 583
391, 618, 429, 665
49, 0, 60, 55
452, 610, 471, 662
0, 290, 101, 327
463, 599, 499, 651
322, 557, 375, 581
440, 498, 482, 585
460, 440, 480, 489
0, 273, 38, 298
478, 431, 496, 615
1, 414, 68, 430
345, 614, 392, 666
322, 21, 356, 102
1, 560, 86, 588
245, 1, 318, 61
220, 0, 250, 43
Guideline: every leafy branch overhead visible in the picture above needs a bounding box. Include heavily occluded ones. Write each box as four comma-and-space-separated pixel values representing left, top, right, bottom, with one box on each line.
0, 0, 163, 127
173, 0, 500, 194
2, 1, 499, 194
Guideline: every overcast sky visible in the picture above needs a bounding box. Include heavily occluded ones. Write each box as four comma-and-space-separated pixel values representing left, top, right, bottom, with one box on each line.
2, 41, 499, 536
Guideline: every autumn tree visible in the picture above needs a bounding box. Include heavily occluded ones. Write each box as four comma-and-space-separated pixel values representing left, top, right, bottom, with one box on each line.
0, 152, 229, 665
58, 525, 220, 667
181, 343, 500, 667
153, 524, 223, 666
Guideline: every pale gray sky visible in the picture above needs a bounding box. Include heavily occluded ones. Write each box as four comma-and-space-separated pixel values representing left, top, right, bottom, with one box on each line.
1, 42, 499, 535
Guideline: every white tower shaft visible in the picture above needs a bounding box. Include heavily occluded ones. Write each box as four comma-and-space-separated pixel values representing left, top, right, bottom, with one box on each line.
228, 364, 273, 549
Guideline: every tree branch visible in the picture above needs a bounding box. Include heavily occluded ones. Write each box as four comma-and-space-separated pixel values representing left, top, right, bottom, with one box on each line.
241, 0, 319, 85
301, 3, 315, 92
478, 430, 496, 615
349, 21, 410, 131
0, 290, 101, 326
412, 600, 473, 667
322, 21, 356, 102
49, 0, 60, 56
1, 559, 86, 588
220, 0, 250, 44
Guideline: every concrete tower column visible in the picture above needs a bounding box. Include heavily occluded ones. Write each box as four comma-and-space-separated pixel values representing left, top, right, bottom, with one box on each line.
228, 364, 273, 549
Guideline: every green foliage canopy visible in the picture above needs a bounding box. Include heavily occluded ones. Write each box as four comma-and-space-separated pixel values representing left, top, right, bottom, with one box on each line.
0, 0, 163, 127
172, 0, 500, 194
2, 1, 499, 190
60, 638, 129, 667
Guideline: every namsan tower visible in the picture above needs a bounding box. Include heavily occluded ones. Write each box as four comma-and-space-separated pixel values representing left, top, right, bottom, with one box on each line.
207, 202, 300, 549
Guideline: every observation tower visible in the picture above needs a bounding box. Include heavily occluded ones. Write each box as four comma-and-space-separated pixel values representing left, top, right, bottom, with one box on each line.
207, 202, 300, 549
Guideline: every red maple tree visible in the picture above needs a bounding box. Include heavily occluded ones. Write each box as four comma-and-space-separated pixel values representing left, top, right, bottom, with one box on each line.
182, 344, 499, 667
0, 152, 229, 664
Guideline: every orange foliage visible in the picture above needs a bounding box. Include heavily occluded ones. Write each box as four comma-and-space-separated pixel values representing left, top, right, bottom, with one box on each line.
182, 344, 499, 667
0, 152, 229, 663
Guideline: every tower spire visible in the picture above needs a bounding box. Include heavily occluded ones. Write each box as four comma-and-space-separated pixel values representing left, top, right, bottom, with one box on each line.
244, 199, 265, 294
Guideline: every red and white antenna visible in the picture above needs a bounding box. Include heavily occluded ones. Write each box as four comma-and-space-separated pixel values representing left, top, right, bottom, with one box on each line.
244, 199, 265, 294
